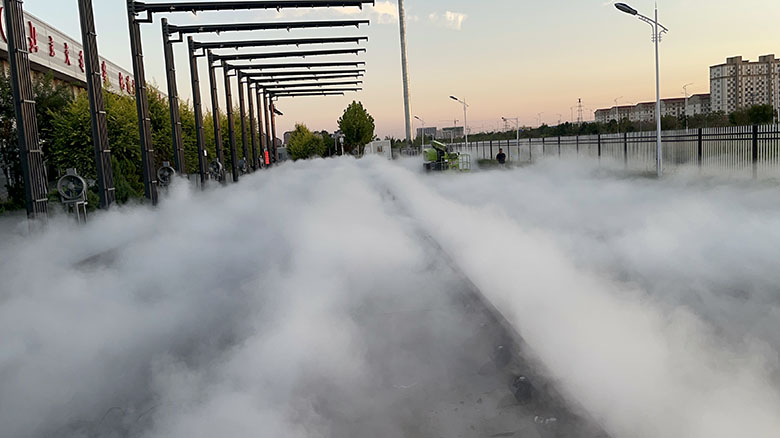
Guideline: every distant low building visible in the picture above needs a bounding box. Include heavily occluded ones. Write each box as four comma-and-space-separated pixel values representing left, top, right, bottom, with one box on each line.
415, 127, 437, 140
595, 94, 712, 123
440, 126, 464, 139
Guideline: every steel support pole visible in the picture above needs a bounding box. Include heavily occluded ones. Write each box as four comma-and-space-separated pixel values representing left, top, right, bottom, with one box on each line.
5, 0, 47, 219
256, 87, 267, 166
222, 61, 240, 182
78, 0, 115, 209
248, 83, 259, 170
262, 91, 273, 165
126, 0, 158, 204
237, 73, 251, 173
207, 52, 225, 182
397, 0, 413, 147
187, 36, 207, 187
270, 99, 279, 162
161, 18, 185, 173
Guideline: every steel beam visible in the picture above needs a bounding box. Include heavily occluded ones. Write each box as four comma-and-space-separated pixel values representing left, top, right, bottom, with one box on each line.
167, 19, 368, 35
244, 69, 364, 78
5, 0, 47, 219
223, 61, 240, 182
264, 87, 361, 93
230, 61, 365, 70
207, 51, 226, 182
258, 80, 362, 89
133, 1, 374, 14
161, 18, 185, 173
126, 0, 158, 204
193, 36, 367, 50
248, 82, 259, 170
78, 0, 115, 209
273, 92, 346, 98
212, 48, 365, 62
237, 72, 251, 174
187, 36, 208, 187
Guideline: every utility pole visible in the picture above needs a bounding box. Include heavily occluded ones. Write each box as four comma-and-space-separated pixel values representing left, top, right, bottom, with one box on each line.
397, 0, 413, 148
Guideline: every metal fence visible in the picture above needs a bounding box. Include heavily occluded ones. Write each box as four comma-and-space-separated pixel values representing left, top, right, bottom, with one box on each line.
448, 124, 780, 178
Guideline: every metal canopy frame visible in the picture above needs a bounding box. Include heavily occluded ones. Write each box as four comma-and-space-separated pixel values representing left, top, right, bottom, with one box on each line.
273, 91, 346, 97
127, 0, 374, 202
162, 20, 368, 176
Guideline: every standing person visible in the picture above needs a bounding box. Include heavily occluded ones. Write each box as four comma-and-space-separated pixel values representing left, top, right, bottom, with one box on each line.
496, 148, 507, 166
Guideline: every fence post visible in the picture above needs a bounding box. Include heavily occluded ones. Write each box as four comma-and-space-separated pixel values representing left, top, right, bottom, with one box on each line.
490, 140, 493, 160
576, 135, 579, 155
597, 134, 602, 159
623, 132, 628, 168
697, 128, 703, 168
542, 137, 545, 156
558, 136, 561, 157
752, 124, 759, 179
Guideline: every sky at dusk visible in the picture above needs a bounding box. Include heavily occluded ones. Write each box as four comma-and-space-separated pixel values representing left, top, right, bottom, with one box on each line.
24, 0, 780, 139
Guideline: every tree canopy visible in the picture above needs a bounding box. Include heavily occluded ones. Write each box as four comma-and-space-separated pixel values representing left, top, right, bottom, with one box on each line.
337, 101, 375, 155
287, 124, 325, 161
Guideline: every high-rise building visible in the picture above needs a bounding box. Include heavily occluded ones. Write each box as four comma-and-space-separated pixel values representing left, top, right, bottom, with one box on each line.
710, 55, 780, 114
415, 127, 437, 140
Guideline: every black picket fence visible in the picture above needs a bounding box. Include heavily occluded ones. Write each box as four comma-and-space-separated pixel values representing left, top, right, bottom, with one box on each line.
448, 124, 780, 177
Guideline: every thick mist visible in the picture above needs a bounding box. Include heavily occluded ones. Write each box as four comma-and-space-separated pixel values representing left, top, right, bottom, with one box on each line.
1, 156, 778, 438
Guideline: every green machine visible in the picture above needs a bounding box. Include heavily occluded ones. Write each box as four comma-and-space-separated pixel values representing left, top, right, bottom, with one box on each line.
423, 141, 471, 172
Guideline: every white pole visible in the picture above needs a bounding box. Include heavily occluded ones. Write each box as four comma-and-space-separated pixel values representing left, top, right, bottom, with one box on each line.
654, 6, 663, 177
397, 0, 413, 148
463, 101, 468, 148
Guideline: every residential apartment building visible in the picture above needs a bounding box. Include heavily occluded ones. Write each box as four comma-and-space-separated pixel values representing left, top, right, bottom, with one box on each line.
415, 127, 438, 140
710, 55, 780, 114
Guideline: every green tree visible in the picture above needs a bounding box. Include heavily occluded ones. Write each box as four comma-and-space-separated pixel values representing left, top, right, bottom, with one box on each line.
287, 123, 325, 160
747, 104, 774, 125
337, 101, 375, 155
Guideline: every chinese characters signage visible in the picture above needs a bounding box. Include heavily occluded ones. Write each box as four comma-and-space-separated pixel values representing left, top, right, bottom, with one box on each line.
0, 9, 136, 97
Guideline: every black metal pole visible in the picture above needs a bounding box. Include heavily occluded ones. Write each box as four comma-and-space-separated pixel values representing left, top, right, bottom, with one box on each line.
161, 18, 185, 173
126, 0, 158, 204
207, 51, 225, 182
270, 98, 279, 162
187, 36, 207, 187
248, 83, 259, 170
223, 61, 240, 182
237, 73, 251, 173
4, 0, 47, 219
262, 90, 272, 164
255, 87, 268, 167
78, 0, 115, 209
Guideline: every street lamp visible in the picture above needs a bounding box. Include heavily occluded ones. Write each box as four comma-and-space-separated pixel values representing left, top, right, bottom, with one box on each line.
615, 2, 669, 178
683, 82, 693, 129
450, 95, 469, 147
502, 116, 521, 160
414, 115, 427, 149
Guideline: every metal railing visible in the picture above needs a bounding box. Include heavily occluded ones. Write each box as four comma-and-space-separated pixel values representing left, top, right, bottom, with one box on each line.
447, 124, 780, 178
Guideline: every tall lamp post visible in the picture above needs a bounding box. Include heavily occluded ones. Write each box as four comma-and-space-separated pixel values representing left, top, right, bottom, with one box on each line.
683, 82, 693, 129
502, 116, 520, 149
414, 115, 426, 149
450, 95, 469, 147
615, 2, 669, 178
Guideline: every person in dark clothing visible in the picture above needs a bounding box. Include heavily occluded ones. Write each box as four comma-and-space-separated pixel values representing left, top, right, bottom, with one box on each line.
496, 148, 507, 165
